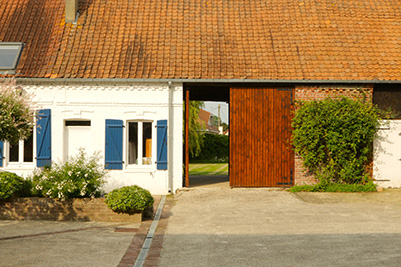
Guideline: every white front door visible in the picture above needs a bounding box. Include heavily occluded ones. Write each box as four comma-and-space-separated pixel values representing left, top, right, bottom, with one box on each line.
374, 120, 401, 188
65, 124, 91, 159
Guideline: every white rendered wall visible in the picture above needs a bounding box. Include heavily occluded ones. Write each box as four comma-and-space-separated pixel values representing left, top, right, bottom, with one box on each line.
374, 120, 401, 188
3, 82, 183, 195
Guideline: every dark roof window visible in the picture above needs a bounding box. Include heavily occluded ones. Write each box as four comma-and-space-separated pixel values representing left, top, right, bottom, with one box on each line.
0, 43, 24, 73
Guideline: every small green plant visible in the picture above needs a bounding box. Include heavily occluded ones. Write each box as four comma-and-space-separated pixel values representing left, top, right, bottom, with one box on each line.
30, 149, 106, 200
292, 96, 388, 184
105, 185, 154, 215
0, 172, 31, 200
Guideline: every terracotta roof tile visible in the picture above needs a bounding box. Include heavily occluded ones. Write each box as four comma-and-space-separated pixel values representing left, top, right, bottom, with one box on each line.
1, 0, 401, 80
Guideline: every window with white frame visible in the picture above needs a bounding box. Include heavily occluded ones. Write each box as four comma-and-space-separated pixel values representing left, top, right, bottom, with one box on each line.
128, 121, 152, 165
8, 130, 34, 164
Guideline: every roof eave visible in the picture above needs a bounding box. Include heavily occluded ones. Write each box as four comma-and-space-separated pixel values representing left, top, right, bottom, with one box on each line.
15, 78, 401, 84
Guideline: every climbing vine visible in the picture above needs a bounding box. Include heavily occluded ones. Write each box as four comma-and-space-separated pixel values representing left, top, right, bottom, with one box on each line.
292, 97, 388, 184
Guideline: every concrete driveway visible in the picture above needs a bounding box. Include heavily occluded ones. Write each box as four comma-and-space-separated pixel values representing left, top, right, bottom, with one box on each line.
159, 187, 401, 267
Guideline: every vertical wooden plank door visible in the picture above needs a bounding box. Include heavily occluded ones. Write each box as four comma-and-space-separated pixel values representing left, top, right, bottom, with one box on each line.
229, 87, 294, 187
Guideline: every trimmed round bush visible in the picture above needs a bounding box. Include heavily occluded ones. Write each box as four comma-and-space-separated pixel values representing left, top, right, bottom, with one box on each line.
105, 185, 154, 215
0, 172, 30, 200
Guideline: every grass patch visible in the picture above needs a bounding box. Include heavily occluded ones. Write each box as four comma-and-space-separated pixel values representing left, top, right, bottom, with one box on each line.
290, 181, 377, 193
189, 163, 228, 176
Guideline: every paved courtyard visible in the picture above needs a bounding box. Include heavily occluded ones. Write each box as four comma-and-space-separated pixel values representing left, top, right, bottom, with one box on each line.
159, 187, 401, 267
1, 187, 401, 266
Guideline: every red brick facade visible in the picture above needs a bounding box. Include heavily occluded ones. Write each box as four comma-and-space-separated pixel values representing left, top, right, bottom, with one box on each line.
293, 84, 374, 185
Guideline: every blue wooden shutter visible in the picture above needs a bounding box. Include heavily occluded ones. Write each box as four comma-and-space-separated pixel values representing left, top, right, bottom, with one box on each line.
0, 141, 3, 167
36, 109, 51, 167
105, 119, 123, 170
157, 120, 168, 170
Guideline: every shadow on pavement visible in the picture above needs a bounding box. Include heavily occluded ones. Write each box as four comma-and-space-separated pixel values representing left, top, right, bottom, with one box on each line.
188, 175, 229, 188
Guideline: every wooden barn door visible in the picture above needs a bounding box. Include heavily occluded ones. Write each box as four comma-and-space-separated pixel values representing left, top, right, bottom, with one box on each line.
230, 87, 294, 187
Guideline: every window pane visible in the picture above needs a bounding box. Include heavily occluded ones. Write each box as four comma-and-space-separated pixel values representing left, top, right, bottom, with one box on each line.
143, 122, 152, 165
0, 43, 23, 70
24, 134, 33, 162
9, 143, 19, 162
65, 120, 91, 126
128, 122, 138, 164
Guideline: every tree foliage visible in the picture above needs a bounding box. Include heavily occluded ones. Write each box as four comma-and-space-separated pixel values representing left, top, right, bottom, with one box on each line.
184, 101, 205, 157
0, 78, 34, 144
292, 97, 387, 184
191, 133, 229, 163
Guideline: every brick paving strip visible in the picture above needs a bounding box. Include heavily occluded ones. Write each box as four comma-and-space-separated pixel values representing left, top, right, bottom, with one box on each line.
118, 195, 174, 267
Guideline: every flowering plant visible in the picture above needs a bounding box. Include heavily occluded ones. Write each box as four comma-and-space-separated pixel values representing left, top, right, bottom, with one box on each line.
30, 149, 106, 200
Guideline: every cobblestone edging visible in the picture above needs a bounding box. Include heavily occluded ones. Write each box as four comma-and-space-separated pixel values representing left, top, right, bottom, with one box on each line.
0, 197, 142, 223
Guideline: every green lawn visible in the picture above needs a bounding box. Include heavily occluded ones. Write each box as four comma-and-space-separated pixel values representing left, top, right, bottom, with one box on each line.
189, 163, 228, 176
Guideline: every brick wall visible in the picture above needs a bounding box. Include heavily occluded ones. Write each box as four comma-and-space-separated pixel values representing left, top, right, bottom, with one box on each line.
0, 197, 142, 222
293, 84, 374, 185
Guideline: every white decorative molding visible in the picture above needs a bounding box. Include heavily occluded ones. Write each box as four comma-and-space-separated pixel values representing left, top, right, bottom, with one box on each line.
26, 83, 172, 93
66, 102, 170, 107
61, 110, 94, 115
37, 101, 54, 105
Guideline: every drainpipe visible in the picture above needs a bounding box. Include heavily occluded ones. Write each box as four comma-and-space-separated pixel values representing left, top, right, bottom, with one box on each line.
168, 81, 174, 193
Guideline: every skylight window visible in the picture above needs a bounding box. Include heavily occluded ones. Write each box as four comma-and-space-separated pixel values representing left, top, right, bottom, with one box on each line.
0, 43, 24, 73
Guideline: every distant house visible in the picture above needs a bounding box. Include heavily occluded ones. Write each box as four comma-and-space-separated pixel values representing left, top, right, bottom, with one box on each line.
198, 109, 220, 135
0, 0, 401, 192
220, 127, 229, 136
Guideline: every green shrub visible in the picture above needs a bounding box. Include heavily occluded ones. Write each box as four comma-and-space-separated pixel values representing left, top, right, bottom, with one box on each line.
30, 149, 106, 200
0, 172, 31, 200
105, 185, 154, 215
292, 96, 388, 184
290, 181, 377, 193
191, 133, 229, 163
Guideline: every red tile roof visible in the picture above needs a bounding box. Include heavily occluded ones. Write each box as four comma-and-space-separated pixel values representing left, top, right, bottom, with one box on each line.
198, 109, 219, 133
1, 0, 401, 81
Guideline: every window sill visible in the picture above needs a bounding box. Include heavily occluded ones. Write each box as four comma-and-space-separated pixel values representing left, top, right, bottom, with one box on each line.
124, 165, 156, 172
4, 163, 35, 170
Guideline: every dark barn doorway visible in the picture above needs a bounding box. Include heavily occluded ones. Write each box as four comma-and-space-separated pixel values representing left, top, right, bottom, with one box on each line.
184, 84, 229, 187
